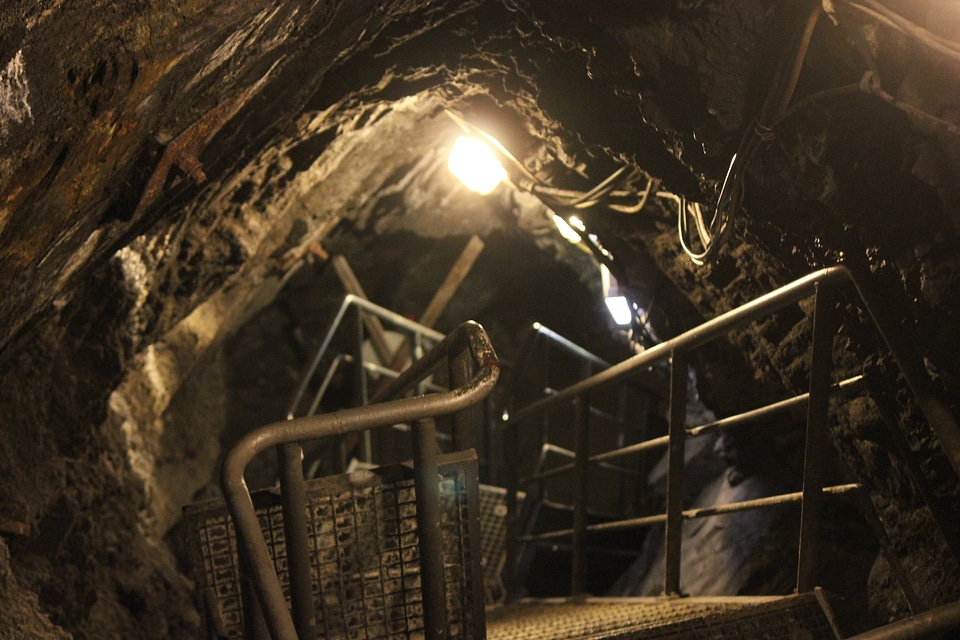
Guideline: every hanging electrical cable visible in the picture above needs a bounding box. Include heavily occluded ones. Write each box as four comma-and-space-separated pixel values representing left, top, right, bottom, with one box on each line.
447, 0, 959, 270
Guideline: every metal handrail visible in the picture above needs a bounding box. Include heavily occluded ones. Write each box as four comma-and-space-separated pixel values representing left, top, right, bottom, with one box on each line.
222, 321, 499, 640
287, 293, 446, 420
503, 265, 960, 600
518, 375, 865, 484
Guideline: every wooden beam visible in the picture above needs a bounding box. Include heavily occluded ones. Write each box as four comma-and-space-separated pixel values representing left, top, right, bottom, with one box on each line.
385, 235, 485, 372
330, 255, 393, 365
420, 235, 485, 328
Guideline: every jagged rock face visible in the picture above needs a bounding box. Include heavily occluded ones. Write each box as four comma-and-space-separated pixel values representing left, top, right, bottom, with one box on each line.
1, 0, 959, 637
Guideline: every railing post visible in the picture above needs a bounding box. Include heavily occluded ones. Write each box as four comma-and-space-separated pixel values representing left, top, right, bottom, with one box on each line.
571, 393, 591, 597
412, 417, 447, 640
664, 349, 688, 596
503, 420, 521, 602
797, 282, 837, 593
354, 305, 371, 465
277, 443, 315, 640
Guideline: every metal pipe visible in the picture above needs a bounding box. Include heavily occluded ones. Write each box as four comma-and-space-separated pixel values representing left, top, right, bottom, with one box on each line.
276, 443, 315, 639
502, 265, 960, 482
503, 420, 521, 603
520, 483, 863, 541
412, 418, 447, 640
530, 322, 611, 369
518, 446, 638, 485
797, 283, 837, 593
222, 322, 499, 640
664, 349, 688, 596
570, 394, 591, 596
504, 267, 842, 430
287, 294, 445, 420
844, 599, 960, 640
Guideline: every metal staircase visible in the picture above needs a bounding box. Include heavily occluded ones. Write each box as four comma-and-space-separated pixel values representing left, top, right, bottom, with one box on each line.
182, 266, 960, 639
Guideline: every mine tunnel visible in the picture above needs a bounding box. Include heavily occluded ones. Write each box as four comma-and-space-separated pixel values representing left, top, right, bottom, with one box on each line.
2, 1, 960, 638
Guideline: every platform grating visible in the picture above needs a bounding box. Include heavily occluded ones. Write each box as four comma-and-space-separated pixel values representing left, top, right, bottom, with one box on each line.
487, 592, 840, 640
184, 452, 484, 640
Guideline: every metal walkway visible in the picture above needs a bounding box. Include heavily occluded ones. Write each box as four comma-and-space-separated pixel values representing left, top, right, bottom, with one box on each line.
184, 267, 960, 639
487, 593, 841, 640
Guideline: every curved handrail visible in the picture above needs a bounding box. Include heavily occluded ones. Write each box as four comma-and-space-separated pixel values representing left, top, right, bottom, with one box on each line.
223, 321, 499, 640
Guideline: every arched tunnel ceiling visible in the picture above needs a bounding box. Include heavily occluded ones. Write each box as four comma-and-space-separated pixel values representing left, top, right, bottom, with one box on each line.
2, 1, 960, 637
2, 0, 959, 354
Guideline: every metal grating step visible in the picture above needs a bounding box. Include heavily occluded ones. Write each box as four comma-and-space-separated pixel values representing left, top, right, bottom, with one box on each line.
183, 451, 485, 640
487, 592, 842, 640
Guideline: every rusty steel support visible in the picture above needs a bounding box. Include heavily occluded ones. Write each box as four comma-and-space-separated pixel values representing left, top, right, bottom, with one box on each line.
664, 349, 688, 597
797, 283, 837, 593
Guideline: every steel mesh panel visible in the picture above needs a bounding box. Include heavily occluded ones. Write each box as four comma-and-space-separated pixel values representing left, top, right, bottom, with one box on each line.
487, 593, 839, 640
477, 485, 524, 605
185, 453, 483, 640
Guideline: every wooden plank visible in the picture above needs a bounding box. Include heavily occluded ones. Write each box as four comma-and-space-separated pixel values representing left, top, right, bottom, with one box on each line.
385, 235, 485, 372
330, 255, 393, 365
421, 235, 485, 328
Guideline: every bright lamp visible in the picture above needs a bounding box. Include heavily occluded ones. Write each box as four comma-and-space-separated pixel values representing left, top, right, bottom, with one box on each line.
448, 136, 507, 195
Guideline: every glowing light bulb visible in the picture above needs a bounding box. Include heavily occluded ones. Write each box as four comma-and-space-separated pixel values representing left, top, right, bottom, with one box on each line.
552, 214, 582, 244
448, 136, 507, 195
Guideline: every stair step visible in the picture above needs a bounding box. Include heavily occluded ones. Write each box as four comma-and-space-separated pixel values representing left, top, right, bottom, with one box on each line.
487, 592, 841, 640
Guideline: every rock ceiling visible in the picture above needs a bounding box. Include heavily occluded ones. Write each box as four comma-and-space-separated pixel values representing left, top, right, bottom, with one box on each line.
1, 0, 959, 637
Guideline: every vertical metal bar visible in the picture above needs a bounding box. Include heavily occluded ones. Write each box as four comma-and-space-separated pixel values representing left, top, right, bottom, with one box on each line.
797, 283, 837, 593
412, 418, 447, 640
462, 454, 489, 639
239, 546, 271, 640
503, 421, 521, 603
571, 393, 591, 596
354, 305, 371, 465
277, 443, 315, 639
450, 346, 474, 450
664, 349, 688, 596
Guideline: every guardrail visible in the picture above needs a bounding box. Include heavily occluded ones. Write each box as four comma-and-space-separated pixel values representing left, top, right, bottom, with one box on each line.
503, 265, 960, 602
286, 294, 450, 463
222, 321, 500, 640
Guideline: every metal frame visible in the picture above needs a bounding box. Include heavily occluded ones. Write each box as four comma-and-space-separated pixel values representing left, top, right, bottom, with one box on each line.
503, 265, 960, 602
287, 294, 448, 463
222, 321, 499, 640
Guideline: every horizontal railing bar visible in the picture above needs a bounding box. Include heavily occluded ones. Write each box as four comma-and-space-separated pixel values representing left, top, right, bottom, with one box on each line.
289, 294, 446, 419
520, 483, 862, 542
520, 445, 639, 484
542, 387, 624, 424
532, 322, 611, 369
519, 375, 867, 483
519, 462, 633, 484
507, 264, 960, 479
505, 267, 852, 430
688, 375, 864, 438
589, 375, 864, 465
